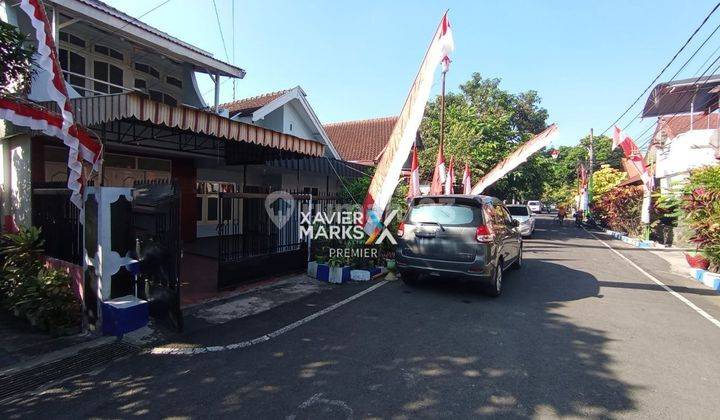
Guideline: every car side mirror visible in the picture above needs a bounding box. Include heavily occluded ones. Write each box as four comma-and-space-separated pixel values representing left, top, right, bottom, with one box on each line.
512, 219, 520, 227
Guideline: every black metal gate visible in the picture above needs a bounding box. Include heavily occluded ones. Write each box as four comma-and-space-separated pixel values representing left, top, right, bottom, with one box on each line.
217, 191, 311, 288
31, 186, 83, 265
132, 180, 183, 332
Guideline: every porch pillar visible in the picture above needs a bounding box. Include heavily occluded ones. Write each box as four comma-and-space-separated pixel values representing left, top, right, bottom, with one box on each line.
1, 133, 33, 231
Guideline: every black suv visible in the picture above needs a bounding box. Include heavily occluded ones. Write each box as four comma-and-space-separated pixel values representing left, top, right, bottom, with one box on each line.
395, 195, 523, 296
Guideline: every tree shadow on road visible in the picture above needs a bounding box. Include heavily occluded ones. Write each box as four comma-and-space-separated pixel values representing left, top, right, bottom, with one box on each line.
1, 259, 643, 419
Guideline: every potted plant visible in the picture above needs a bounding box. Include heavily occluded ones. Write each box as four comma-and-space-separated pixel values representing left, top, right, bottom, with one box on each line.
685, 250, 710, 270
327, 255, 350, 284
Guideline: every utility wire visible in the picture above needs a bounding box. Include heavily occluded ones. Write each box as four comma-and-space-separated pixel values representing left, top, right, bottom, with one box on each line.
600, 1, 720, 136
622, 20, 720, 135
635, 53, 720, 150
211, 0, 230, 62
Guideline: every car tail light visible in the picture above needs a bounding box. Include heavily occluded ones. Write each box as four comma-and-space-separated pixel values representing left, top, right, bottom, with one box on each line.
397, 222, 405, 237
476, 225, 495, 242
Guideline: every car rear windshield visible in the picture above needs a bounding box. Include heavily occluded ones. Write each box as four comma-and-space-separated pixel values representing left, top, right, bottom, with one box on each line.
408, 202, 480, 226
507, 206, 529, 216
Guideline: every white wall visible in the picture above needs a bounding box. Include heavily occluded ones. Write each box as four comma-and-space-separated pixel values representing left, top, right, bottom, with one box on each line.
283, 102, 315, 140
2, 135, 33, 229
656, 129, 719, 193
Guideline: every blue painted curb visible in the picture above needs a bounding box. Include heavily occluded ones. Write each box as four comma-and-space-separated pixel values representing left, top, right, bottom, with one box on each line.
689, 268, 720, 292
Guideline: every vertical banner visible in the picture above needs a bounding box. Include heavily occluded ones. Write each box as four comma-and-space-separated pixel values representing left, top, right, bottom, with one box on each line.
362, 12, 454, 234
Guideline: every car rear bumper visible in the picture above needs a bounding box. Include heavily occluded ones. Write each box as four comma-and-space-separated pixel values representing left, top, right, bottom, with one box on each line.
396, 252, 494, 282
519, 224, 533, 236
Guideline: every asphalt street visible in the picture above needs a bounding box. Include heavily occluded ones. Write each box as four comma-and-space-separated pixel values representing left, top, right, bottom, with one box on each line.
3, 216, 720, 419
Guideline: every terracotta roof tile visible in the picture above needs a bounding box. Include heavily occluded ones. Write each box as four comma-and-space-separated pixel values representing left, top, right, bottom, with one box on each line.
323, 116, 398, 163
221, 89, 291, 117
654, 113, 720, 140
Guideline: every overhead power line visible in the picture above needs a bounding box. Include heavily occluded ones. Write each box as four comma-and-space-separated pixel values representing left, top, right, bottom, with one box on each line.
211, 0, 230, 62
600, 1, 720, 136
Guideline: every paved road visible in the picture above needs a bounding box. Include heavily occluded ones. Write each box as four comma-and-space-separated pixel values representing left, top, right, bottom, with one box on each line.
3, 216, 720, 419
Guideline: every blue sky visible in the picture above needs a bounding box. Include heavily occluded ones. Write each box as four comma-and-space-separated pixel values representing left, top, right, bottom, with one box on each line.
105, 0, 720, 146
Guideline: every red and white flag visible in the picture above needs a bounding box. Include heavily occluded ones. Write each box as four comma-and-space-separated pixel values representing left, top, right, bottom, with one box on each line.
16, 0, 103, 210
613, 126, 654, 191
429, 141, 446, 195
407, 143, 421, 199
462, 163, 472, 194
444, 156, 455, 194
361, 12, 454, 236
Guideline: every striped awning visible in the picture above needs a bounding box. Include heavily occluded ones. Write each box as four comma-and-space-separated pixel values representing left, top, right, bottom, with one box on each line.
65, 93, 325, 157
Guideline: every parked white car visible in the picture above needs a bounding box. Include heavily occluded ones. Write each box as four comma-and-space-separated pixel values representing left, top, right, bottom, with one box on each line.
527, 200, 543, 213
507, 204, 536, 237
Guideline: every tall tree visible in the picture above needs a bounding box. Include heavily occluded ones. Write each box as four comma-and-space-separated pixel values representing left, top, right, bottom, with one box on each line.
418, 73, 549, 201
0, 21, 36, 95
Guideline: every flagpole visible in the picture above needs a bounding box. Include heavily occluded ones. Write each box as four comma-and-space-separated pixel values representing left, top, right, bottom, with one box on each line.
440, 69, 446, 152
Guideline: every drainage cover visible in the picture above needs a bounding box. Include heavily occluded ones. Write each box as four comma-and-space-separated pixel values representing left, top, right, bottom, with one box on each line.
0, 340, 140, 404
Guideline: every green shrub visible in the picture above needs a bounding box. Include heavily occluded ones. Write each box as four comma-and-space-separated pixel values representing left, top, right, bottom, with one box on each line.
591, 185, 644, 236
0, 227, 81, 332
681, 166, 720, 271
0, 227, 44, 308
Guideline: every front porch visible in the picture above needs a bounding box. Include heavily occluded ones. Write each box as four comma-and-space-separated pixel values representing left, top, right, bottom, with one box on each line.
18, 93, 359, 308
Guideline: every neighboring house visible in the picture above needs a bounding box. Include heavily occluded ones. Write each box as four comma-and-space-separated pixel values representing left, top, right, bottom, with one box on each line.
649, 113, 720, 193
0, 0, 345, 298
324, 116, 421, 171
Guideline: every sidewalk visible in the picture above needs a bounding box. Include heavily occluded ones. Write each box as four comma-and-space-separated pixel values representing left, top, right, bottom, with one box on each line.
1, 272, 334, 377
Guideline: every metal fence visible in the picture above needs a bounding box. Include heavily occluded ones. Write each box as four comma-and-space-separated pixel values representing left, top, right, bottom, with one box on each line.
215, 191, 347, 288
31, 187, 83, 265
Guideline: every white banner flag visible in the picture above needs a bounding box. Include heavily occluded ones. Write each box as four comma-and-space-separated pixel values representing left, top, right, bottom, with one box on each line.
362, 12, 454, 235
471, 124, 558, 195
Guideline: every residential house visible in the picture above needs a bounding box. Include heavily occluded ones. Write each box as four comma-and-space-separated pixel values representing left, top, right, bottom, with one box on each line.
649, 113, 720, 193
0, 0, 354, 300
642, 75, 720, 193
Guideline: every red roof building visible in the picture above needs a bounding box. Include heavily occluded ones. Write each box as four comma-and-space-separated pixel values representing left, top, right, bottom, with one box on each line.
323, 116, 401, 165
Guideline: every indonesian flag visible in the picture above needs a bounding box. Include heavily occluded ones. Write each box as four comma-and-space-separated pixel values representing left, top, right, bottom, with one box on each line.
613, 126, 654, 192
430, 141, 446, 195
0, 98, 102, 209
407, 143, 421, 199
444, 156, 455, 194
361, 12, 454, 237
462, 163, 472, 194
20, 0, 74, 130
13, 0, 103, 210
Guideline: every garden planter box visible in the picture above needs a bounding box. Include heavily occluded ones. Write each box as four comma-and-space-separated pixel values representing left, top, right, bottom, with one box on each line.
101, 295, 148, 337
307, 261, 318, 278
350, 267, 381, 281
329, 266, 351, 284
316, 263, 330, 282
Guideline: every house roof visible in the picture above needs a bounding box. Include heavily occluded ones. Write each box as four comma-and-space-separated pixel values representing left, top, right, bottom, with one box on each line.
50, 0, 245, 78
652, 113, 720, 141
642, 74, 720, 118
323, 116, 399, 164
221, 89, 291, 117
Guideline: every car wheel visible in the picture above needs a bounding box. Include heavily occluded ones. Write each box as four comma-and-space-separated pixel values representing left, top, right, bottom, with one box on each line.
486, 263, 503, 297
512, 246, 523, 270
401, 271, 419, 285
